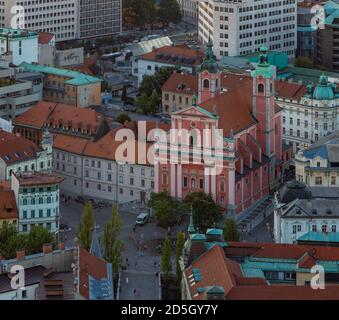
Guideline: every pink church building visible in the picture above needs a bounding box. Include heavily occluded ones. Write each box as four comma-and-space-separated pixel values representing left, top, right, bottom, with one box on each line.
155, 42, 291, 215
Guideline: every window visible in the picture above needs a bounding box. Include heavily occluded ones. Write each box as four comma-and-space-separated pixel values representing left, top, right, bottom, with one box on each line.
130, 167, 134, 174
39, 210, 43, 218
97, 184, 101, 191
312, 225, 317, 232
119, 176, 123, 184
191, 178, 196, 189
130, 190, 134, 196
258, 83, 264, 93
141, 169, 145, 176
162, 174, 167, 185
331, 176, 336, 185
203, 79, 209, 88
108, 174, 112, 182
315, 176, 322, 185
183, 177, 188, 188
130, 178, 134, 186
31, 210, 35, 219
23, 211, 27, 219
199, 179, 204, 189
332, 225, 337, 232
141, 180, 145, 187
22, 225, 27, 232
108, 163, 112, 170
322, 225, 327, 232
22, 290, 27, 299
47, 209, 51, 217
108, 186, 112, 192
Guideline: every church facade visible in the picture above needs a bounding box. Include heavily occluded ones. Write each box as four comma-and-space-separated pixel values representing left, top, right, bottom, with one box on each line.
155, 42, 292, 215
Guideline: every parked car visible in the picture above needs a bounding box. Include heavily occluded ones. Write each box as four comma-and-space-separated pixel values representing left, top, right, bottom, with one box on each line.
136, 212, 150, 226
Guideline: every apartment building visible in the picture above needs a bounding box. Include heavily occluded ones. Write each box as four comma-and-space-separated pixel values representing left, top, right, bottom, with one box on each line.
0, 59, 43, 119
198, 0, 297, 60
11, 172, 64, 233
19, 63, 102, 108
78, 0, 122, 39
0, 0, 122, 42
178, 0, 199, 22
0, 0, 78, 42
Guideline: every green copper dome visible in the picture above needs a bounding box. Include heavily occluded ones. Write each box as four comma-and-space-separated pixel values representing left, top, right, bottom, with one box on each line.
201, 37, 218, 73
312, 75, 335, 100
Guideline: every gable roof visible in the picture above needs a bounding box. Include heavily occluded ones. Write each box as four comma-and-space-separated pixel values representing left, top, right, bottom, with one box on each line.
139, 45, 204, 67
13, 101, 103, 135
0, 130, 41, 165
162, 71, 198, 95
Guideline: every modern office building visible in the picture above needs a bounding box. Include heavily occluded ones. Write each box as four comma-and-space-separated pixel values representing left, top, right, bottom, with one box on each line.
0, 0, 122, 42
78, 0, 122, 39
0, 0, 78, 42
198, 0, 297, 60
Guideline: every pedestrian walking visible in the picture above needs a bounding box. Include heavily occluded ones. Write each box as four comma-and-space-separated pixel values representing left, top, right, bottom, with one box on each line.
126, 277, 129, 286
133, 288, 137, 296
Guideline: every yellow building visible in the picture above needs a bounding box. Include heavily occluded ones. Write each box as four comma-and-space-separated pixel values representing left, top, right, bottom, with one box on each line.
19, 62, 102, 108
161, 71, 198, 114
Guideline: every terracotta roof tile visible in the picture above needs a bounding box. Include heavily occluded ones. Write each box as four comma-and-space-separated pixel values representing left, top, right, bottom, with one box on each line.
14, 172, 64, 187
140, 45, 204, 66
53, 134, 89, 155
38, 32, 54, 44
14, 101, 103, 134
162, 72, 198, 95
0, 130, 41, 165
0, 190, 18, 221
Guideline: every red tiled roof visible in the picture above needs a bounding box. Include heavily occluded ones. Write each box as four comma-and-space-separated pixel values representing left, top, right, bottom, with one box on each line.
78, 247, 109, 300
53, 134, 89, 155
38, 32, 54, 45
139, 45, 204, 66
13, 101, 103, 134
0, 190, 18, 221
53, 121, 169, 165
0, 180, 11, 191
199, 89, 257, 135
227, 285, 339, 300
275, 80, 307, 100
162, 72, 198, 95
14, 172, 64, 187
0, 130, 41, 165
65, 65, 94, 76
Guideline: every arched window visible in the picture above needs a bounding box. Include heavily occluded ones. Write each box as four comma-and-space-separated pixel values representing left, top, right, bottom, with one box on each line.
39, 198, 43, 204
23, 198, 27, 206
191, 178, 196, 189
258, 83, 264, 93
190, 136, 194, 147
203, 79, 210, 89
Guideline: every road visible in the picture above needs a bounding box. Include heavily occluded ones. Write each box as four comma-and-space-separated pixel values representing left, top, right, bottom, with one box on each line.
59, 199, 185, 300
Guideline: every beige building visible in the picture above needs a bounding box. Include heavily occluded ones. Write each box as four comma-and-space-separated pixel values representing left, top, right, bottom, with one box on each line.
161, 71, 198, 113
295, 131, 339, 188
52, 121, 166, 204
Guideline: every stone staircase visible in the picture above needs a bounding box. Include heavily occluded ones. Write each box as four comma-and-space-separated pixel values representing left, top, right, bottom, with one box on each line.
237, 196, 273, 231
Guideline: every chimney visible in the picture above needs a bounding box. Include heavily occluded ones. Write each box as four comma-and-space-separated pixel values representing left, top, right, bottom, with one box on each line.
59, 242, 65, 251
42, 243, 53, 254
16, 249, 26, 260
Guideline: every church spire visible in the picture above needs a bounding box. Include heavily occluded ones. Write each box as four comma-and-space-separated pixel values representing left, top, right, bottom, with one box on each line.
201, 37, 218, 73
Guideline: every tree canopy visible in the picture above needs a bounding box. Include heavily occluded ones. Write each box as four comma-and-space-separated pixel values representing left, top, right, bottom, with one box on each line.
103, 206, 124, 273
223, 218, 240, 241
115, 113, 131, 124
161, 237, 172, 284
184, 192, 223, 229
175, 232, 186, 287
77, 202, 95, 251
0, 223, 55, 260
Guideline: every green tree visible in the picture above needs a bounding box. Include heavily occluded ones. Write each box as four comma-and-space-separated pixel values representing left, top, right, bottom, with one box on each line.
0, 222, 21, 259
223, 218, 240, 241
175, 232, 185, 287
158, 0, 182, 27
115, 113, 131, 124
103, 206, 124, 273
185, 192, 223, 229
26, 226, 55, 254
77, 202, 95, 251
161, 237, 171, 284
149, 192, 178, 227
136, 90, 161, 114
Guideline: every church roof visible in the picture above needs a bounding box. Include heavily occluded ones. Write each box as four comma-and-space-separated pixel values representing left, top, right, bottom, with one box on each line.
201, 38, 219, 73
312, 75, 337, 100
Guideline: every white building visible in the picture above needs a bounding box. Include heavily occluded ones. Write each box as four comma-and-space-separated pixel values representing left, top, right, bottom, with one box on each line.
295, 131, 339, 188
198, 0, 297, 60
0, 28, 38, 65
0, 0, 78, 42
11, 171, 64, 233
178, 0, 199, 22
280, 75, 339, 153
273, 187, 339, 244
137, 44, 203, 85
0, 129, 52, 181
